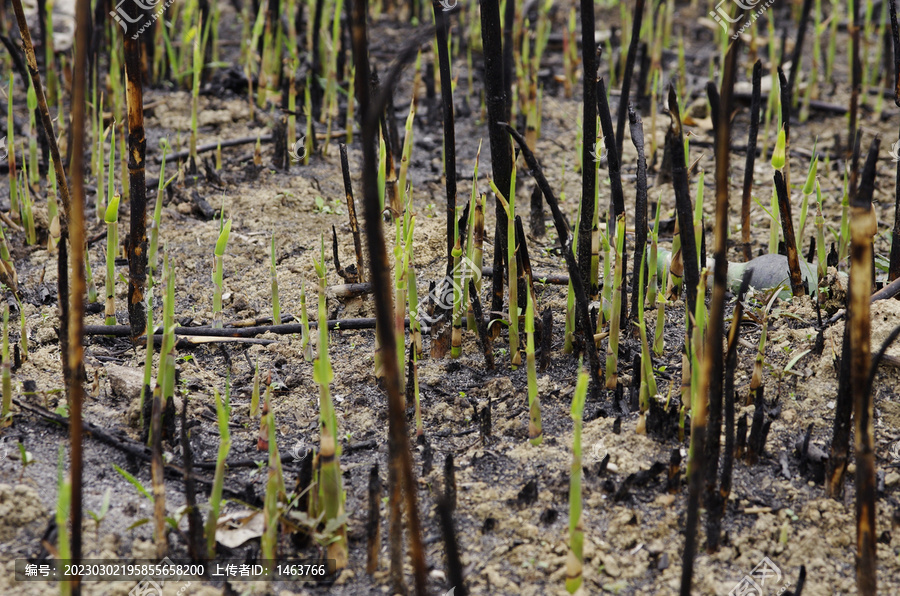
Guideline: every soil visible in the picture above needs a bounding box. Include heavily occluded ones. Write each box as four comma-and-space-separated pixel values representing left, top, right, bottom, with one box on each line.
1, 1, 900, 595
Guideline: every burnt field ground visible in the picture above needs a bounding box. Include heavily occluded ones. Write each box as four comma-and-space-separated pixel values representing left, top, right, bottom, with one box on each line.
1, 0, 900, 595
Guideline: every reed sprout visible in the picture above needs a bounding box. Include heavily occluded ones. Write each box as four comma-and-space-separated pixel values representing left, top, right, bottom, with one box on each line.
1, 303, 10, 424
565, 368, 589, 593
799, 152, 818, 242
212, 218, 232, 328
635, 252, 657, 434
0, 97, 15, 195
300, 281, 313, 361
489, 173, 519, 367
271, 233, 281, 324
56, 446, 72, 596
104, 194, 121, 326
525, 275, 542, 446
313, 232, 348, 569
205, 386, 231, 558
606, 215, 625, 388
18, 161, 35, 245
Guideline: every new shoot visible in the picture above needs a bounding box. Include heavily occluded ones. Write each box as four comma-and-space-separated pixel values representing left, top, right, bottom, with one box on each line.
565, 367, 589, 593
525, 275, 542, 446
104, 193, 122, 325
212, 219, 232, 328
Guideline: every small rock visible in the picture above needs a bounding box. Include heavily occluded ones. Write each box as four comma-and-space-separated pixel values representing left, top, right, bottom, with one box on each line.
106, 364, 145, 402
600, 553, 621, 577
782, 409, 796, 425
176, 202, 193, 215
885, 471, 900, 487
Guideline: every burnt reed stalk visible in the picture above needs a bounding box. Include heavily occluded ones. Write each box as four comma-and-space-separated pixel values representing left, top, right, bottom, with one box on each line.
778, 68, 792, 195
700, 43, 739, 556
366, 464, 381, 574
577, 0, 597, 290
339, 144, 366, 282
677, 44, 739, 585
597, 78, 627, 322
774, 170, 806, 296
503, 123, 602, 392
68, 0, 90, 588
741, 61, 762, 262
826, 303, 853, 498
628, 106, 648, 320
890, 0, 900, 282
480, 0, 512, 327
124, 7, 148, 336
850, 138, 879, 596
713, 272, 751, 549
786, 0, 814, 105
666, 86, 700, 321
433, 0, 456, 280
349, 2, 427, 593
502, 0, 514, 117
179, 398, 204, 562
615, 0, 644, 157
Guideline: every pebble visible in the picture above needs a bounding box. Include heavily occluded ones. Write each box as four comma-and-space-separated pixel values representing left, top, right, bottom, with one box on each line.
886, 471, 900, 487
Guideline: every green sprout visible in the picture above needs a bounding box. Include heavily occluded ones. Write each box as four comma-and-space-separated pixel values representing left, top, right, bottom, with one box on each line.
212, 218, 232, 328
104, 193, 121, 326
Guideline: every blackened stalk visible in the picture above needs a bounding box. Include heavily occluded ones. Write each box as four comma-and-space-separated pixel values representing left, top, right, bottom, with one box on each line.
480, 0, 511, 327
786, 0, 814, 105
615, 0, 644, 157
666, 86, 700, 322
433, 0, 457, 278
180, 397, 205, 562
366, 464, 381, 574
717, 273, 751, 535
850, 138, 879, 596
503, 123, 602, 393
125, 5, 148, 336
826, 304, 853, 498
311, 0, 325, 118
706, 81, 720, 147
340, 144, 366, 282
700, 34, 738, 559
741, 61, 762, 262
890, 0, 900, 281
350, 3, 427, 593
577, 0, 598, 289
598, 78, 627, 322
778, 67, 792, 198
628, 106, 648, 319
774, 170, 806, 296
502, 0, 514, 118
68, 0, 90, 589
468, 279, 494, 370
437, 491, 467, 596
